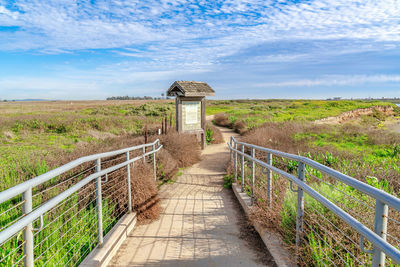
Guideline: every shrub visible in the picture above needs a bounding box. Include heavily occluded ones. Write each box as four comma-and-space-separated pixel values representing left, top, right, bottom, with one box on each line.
156, 149, 178, 181
233, 120, 247, 134
131, 162, 161, 221
159, 131, 201, 167
214, 113, 231, 127
372, 108, 386, 121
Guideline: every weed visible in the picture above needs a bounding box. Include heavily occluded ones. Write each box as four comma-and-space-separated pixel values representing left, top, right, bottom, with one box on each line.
223, 174, 234, 189
206, 128, 214, 145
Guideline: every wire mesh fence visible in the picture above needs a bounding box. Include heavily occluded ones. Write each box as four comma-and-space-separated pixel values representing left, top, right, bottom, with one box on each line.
229, 137, 400, 266
0, 140, 162, 267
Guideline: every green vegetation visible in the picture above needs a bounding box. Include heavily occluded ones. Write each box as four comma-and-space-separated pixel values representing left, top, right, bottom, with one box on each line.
0, 100, 181, 266
205, 128, 214, 145
227, 100, 400, 266
1, 99, 399, 266
223, 174, 234, 189
0, 101, 175, 189
207, 99, 395, 129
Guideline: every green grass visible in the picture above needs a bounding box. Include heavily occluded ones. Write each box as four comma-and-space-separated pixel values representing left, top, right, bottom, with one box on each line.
2, 99, 399, 266
0, 102, 176, 189
225, 101, 400, 265
0, 101, 177, 266
207, 99, 395, 128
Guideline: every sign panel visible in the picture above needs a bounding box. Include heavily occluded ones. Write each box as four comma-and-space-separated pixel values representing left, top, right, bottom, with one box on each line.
182, 101, 201, 131
185, 102, 199, 124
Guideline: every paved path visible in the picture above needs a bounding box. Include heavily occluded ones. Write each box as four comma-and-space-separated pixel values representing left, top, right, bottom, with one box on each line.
109, 124, 272, 266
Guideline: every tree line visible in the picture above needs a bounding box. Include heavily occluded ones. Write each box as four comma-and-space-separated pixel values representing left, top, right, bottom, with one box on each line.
106, 95, 169, 100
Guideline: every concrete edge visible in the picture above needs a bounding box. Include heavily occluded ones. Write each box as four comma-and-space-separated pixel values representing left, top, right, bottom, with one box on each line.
232, 183, 294, 267
80, 212, 137, 267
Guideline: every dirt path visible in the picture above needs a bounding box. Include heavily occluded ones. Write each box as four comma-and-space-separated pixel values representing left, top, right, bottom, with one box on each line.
109, 121, 274, 266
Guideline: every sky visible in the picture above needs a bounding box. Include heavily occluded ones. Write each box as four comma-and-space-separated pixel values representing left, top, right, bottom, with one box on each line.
0, 0, 400, 100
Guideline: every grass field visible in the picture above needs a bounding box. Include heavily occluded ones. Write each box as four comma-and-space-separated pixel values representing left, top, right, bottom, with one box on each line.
215, 100, 400, 266
0, 100, 176, 189
1, 99, 400, 266
207, 99, 395, 130
0, 100, 189, 266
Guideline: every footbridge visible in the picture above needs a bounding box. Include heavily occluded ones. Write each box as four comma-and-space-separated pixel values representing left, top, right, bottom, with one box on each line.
1, 125, 400, 266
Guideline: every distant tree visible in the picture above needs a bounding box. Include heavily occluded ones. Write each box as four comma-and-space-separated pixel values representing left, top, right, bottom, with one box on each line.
106, 96, 162, 100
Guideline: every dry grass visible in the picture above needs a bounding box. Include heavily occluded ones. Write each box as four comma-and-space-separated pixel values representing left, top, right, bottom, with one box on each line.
158, 131, 201, 167
214, 113, 231, 127
213, 112, 248, 134
32, 130, 200, 222
232, 120, 247, 134
241, 122, 305, 154
131, 162, 161, 221
229, 121, 400, 265
0, 100, 172, 115
155, 149, 179, 180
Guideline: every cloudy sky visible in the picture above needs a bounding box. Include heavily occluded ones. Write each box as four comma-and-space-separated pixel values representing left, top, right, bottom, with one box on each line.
0, 0, 399, 100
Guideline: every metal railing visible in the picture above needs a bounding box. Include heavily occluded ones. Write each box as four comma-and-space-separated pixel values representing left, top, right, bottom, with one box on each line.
0, 139, 162, 267
228, 136, 400, 266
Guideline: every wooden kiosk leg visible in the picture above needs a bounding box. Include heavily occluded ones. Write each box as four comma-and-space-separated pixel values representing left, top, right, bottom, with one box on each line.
201, 131, 206, 150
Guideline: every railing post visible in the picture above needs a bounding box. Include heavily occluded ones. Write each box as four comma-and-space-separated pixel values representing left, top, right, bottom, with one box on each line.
241, 144, 245, 192
266, 153, 272, 207
126, 152, 132, 213
142, 147, 146, 163
296, 161, 305, 263
251, 147, 255, 205
234, 142, 238, 182
230, 137, 233, 161
153, 143, 157, 181
22, 188, 34, 267
372, 200, 388, 266
95, 158, 103, 246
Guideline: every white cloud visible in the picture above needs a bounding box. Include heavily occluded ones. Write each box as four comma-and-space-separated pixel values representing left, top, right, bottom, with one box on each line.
0, 0, 399, 59
255, 75, 400, 88
1, 0, 400, 100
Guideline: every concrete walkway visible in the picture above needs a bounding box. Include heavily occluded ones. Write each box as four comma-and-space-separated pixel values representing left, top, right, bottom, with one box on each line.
109, 125, 272, 266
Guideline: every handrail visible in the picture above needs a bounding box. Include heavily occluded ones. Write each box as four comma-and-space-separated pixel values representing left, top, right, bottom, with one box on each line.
0, 139, 162, 266
0, 145, 162, 245
0, 139, 160, 204
232, 137, 400, 212
228, 137, 400, 266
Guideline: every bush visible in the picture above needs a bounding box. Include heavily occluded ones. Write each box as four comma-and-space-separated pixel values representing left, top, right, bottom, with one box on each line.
159, 131, 201, 167
233, 120, 247, 134
214, 113, 231, 127
156, 149, 178, 181
372, 108, 386, 121
131, 162, 161, 221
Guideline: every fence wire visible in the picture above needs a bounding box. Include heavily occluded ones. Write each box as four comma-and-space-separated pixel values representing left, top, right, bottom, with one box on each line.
0, 140, 161, 267
230, 138, 400, 266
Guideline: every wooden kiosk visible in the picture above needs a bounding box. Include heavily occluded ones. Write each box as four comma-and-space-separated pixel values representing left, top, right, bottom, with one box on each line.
167, 81, 215, 149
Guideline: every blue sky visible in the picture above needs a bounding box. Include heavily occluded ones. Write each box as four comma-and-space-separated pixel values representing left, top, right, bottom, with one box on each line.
0, 0, 399, 100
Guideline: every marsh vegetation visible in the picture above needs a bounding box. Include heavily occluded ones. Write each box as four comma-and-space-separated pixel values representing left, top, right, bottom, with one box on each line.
216, 100, 400, 266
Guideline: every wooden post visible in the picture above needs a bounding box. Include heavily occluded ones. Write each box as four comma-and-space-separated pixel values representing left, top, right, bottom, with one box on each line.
164, 116, 168, 134
161, 117, 164, 134
144, 124, 148, 143
176, 97, 182, 133
201, 132, 205, 149
169, 112, 172, 128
